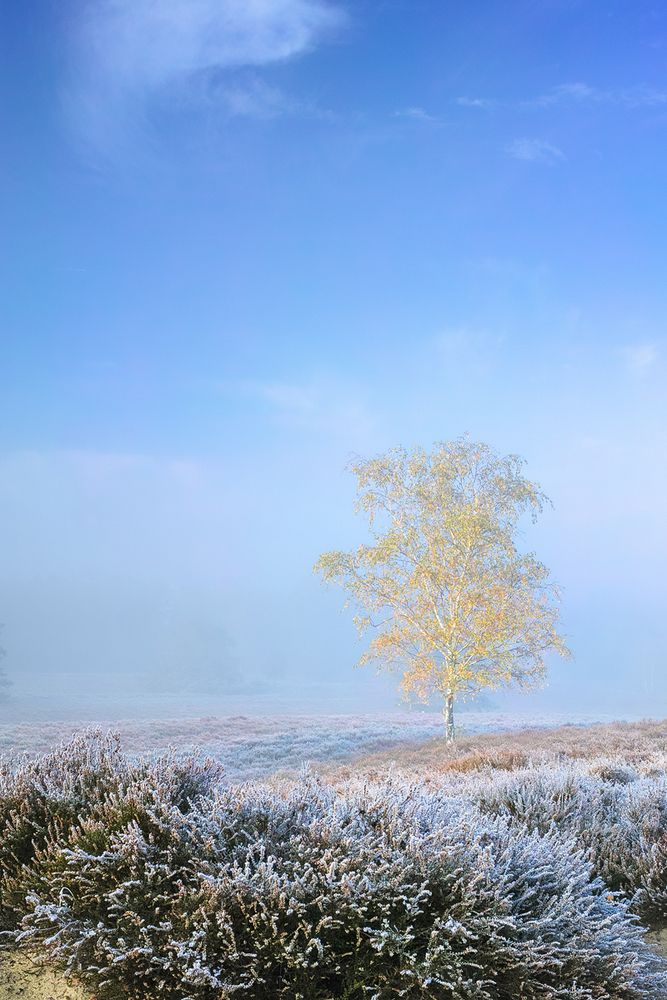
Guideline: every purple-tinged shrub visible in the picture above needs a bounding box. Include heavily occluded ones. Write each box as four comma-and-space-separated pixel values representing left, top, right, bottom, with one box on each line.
0, 735, 664, 998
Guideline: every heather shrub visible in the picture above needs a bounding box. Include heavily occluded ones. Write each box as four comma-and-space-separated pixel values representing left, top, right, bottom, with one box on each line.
588, 761, 638, 784
0, 731, 223, 929
439, 748, 528, 773
1, 735, 665, 999
467, 765, 667, 926
0, 732, 127, 927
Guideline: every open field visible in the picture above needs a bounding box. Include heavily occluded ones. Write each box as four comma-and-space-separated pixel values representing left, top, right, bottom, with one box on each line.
0, 710, 637, 780
318, 716, 667, 781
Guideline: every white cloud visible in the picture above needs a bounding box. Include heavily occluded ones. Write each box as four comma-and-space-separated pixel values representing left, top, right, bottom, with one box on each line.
527, 82, 604, 108
235, 377, 377, 441
454, 96, 496, 109
620, 343, 660, 376
68, 0, 345, 152
83, 0, 343, 84
618, 85, 667, 108
205, 75, 297, 118
528, 82, 667, 109
505, 137, 565, 164
432, 327, 505, 379
245, 380, 319, 414
456, 82, 667, 114
393, 106, 441, 123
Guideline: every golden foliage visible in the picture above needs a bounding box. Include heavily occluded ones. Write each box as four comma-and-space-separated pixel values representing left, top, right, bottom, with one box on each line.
315, 438, 570, 710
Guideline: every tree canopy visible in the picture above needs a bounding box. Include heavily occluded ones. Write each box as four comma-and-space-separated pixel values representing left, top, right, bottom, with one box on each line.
315, 438, 570, 739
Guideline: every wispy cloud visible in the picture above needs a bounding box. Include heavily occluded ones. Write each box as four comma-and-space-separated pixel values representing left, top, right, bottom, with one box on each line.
195, 73, 313, 119
244, 380, 320, 415
620, 343, 660, 376
505, 137, 565, 164
529, 82, 667, 109
454, 96, 497, 110
233, 377, 378, 442
431, 327, 506, 380
527, 82, 605, 108
393, 106, 442, 124
67, 0, 345, 155
456, 82, 667, 113
623, 86, 667, 108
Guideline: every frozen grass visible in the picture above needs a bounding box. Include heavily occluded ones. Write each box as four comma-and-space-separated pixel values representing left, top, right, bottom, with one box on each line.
319, 717, 667, 782
0, 710, 630, 780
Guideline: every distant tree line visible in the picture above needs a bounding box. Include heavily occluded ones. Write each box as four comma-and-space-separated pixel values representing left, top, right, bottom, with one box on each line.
0, 627, 10, 701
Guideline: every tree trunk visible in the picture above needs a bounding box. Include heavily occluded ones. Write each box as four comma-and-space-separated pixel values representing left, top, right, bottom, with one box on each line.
444, 692, 455, 744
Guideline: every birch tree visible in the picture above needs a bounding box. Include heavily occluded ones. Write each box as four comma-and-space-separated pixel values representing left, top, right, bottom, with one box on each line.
315, 439, 570, 741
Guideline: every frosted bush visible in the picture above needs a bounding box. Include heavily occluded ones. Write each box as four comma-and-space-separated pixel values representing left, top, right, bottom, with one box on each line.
0, 731, 223, 929
0, 734, 665, 998
465, 765, 667, 925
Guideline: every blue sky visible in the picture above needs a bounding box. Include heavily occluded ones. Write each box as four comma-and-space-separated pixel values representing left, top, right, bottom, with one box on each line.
2, 1, 666, 713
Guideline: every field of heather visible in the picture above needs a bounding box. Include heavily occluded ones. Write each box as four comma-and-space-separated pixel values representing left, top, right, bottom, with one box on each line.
2, 717, 667, 999
0, 710, 633, 779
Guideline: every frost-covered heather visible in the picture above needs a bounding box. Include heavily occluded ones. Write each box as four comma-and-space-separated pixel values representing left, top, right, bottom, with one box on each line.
0, 732, 666, 999
322, 717, 667, 783
0, 710, 630, 780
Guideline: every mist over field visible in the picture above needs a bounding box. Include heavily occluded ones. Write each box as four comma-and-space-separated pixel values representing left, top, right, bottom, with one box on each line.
0, 394, 665, 721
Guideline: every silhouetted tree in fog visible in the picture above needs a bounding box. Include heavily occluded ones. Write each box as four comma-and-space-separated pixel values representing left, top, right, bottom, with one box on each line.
0, 627, 10, 701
